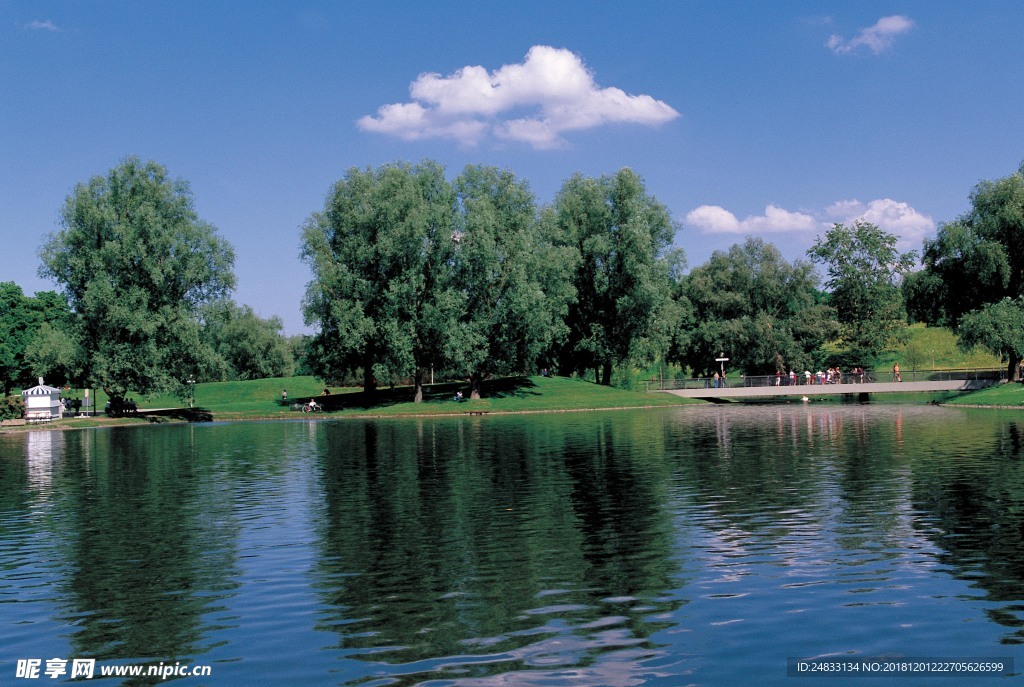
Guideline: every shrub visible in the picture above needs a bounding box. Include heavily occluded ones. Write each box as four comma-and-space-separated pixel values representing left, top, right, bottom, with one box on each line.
0, 395, 25, 420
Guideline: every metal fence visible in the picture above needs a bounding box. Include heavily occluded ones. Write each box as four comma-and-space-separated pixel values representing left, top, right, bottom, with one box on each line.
645, 368, 1006, 392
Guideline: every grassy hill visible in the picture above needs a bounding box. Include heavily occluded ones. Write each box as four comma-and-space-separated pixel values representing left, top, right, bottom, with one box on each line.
876, 323, 1002, 372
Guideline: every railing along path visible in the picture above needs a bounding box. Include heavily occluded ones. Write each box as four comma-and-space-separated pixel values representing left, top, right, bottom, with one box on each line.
647, 368, 1006, 398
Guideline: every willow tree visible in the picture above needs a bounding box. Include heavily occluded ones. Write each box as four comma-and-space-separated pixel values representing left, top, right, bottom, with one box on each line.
0, 283, 72, 394
906, 163, 1024, 378
958, 297, 1024, 378
550, 169, 677, 385
681, 237, 838, 375
38, 157, 235, 407
808, 221, 915, 362
301, 161, 460, 401
198, 300, 294, 382
450, 165, 574, 399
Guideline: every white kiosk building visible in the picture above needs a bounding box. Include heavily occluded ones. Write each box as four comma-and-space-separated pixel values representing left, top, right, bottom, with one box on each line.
22, 378, 63, 422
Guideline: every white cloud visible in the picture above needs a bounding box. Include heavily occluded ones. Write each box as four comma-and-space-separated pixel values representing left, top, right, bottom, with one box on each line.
358, 45, 680, 149
686, 197, 933, 250
827, 198, 934, 249
25, 19, 60, 31
686, 204, 818, 234
827, 15, 914, 54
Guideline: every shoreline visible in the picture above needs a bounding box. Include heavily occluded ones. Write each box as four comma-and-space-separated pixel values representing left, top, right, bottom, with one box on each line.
7, 398, 1024, 436
0, 402, 695, 434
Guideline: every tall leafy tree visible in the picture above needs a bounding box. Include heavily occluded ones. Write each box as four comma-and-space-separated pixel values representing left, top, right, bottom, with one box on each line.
957, 297, 1024, 377
550, 169, 677, 385
301, 161, 460, 401
38, 157, 235, 406
807, 221, 915, 362
907, 163, 1024, 377
680, 237, 839, 375
199, 300, 294, 381
0, 283, 71, 394
450, 165, 573, 398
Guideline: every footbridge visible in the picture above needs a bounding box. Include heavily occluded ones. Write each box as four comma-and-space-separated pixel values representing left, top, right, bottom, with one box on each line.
649, 369, 1005, 400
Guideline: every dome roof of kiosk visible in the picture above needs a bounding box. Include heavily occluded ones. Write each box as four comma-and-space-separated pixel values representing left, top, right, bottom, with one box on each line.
22, 377, 61, 396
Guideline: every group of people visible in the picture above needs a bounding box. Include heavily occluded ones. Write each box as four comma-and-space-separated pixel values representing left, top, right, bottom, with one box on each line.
59, 397, 84, 414
812, 367, 845, 385
280, 387, 331, 412
772, 366, 874, 386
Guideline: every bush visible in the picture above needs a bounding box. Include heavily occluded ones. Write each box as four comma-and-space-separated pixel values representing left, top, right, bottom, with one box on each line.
0, 395, 25, 420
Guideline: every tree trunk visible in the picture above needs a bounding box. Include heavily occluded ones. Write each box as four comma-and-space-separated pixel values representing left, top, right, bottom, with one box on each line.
601, 362, 612, 386
470, 372, 483, 400
105, 388, 127, 417
1009, 352, 1021, 382
413, 370, 424, 403
363, 358, 376, 396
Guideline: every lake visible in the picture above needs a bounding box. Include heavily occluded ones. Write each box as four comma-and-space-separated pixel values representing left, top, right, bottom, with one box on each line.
2, 405, 1022, 685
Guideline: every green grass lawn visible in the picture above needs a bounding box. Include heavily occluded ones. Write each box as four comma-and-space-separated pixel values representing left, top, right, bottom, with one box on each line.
39, 374, 696, 428
336, 375, 697, 417
943, 382, 1024, 407
151, 375, 329, 414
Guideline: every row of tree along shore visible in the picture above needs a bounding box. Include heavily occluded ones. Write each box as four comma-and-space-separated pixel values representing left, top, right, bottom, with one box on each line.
2, 157, 1023, 411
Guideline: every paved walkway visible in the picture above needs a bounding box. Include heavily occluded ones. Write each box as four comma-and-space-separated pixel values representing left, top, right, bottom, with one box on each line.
659, 379, 1001, 399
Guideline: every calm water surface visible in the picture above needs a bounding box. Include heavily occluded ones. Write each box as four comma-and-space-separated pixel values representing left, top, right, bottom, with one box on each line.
2, 405, 1023, 686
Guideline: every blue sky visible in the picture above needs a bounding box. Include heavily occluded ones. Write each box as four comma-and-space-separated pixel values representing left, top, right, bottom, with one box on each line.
4, 2, 1023, 334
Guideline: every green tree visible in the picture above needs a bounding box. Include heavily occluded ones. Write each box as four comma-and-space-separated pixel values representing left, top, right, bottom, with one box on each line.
0, 282, 71, 394
680, 237, 839, 375
907, 163, 1024, 377
38, 157, 236, 408
808, 221, 915, 362
550, 169, 678, 385
24, 321, 81, 388
301, 161, 460, 401
450, 165, 573, 398
199, 300, 294, 381
287, 334, 315, 376
957, 297, 1024, 378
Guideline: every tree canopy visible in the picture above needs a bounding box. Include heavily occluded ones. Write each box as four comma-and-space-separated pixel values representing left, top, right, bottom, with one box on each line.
678, 237, 838, 375
808, 221, 915, 362
38, 157, 236, 405
301, 161, 461, 400
909, 164, 1024, 323
199, 300, 294, 382
907, 163, 1024, 376
301, 162, 578, 400
449, 165, 573, 398
549, 168, 679, 385
957, 296, 1024, 376
0, 282, 71, 395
